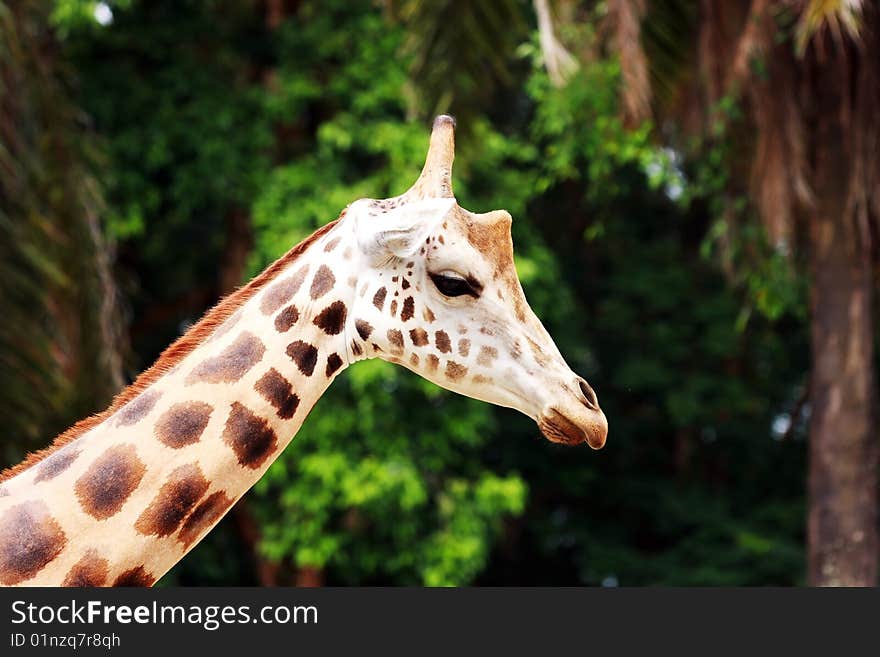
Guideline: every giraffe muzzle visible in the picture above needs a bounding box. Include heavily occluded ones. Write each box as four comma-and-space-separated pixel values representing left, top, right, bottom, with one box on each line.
537, 378, 608, 449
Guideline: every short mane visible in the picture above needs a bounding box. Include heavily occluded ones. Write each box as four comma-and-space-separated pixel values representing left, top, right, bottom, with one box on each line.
0, 218, 341, 484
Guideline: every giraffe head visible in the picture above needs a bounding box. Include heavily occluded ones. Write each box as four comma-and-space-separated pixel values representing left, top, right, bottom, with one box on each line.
343, 116, 607, 449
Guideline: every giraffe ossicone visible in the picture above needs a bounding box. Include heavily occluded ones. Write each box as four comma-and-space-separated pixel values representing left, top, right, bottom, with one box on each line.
0, 115, 607, 587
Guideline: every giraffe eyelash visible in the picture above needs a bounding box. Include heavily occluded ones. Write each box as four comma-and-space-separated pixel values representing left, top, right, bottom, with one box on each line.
429, 272, 481, 298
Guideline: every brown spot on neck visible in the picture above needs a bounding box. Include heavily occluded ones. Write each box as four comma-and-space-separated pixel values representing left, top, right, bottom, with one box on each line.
313, 300, 348, 335
310, 265, 336, 299
34, 445, 81, 483
115, 389, 162, 427
222, 402, 279, 469
287, 341, 318, 377
135, 463, 210, 538
178, 491, 234, 548
75, 445, 146, 520
254, 369, 300, 419
155, 401, 213, 449
274, 305, 300, 332
260, 265, 309, 315
0, 501, 67, 585
113, 566, 155, 587
186, 332, 265, 385
326, 353, 344, 377
63, 550, 109, 587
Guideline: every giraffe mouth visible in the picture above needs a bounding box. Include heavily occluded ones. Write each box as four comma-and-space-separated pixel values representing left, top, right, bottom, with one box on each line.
538, 408, 608, 449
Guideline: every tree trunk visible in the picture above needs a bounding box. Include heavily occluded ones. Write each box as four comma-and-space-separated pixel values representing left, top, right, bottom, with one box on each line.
231, 503, 280, 586
295, 566, 324, 587
218, 206, 253, 294
806, 84, 878, 585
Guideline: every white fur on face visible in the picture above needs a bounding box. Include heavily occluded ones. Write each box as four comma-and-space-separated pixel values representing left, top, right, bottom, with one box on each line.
344, 196, 607, 448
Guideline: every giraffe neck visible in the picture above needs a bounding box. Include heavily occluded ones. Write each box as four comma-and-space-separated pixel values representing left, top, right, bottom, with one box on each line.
0, 218, 360, 586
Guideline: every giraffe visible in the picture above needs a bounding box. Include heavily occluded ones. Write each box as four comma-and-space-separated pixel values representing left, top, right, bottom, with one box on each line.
0, 116, 607, 587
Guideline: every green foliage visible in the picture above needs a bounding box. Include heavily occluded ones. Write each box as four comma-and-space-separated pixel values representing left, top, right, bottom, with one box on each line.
526, 51, 656, 196
421, 475, 526, 586
687, 97, 807, 324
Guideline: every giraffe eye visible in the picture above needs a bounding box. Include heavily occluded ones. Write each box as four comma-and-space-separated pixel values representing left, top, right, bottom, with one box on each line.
430, 272, 478, 298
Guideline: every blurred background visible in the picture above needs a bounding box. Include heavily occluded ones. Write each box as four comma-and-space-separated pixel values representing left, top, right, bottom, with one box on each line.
1, 0, 877, 586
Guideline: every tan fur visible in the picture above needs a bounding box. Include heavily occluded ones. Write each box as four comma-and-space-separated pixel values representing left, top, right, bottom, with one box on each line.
460, 209, 527, 322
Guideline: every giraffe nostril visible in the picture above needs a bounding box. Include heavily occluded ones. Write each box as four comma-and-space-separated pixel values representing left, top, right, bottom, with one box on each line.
577, 378, 599, 411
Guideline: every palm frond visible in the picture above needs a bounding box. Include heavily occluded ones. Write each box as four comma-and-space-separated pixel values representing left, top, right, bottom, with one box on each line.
0, 0, 125, 464
385, 0, 529, 125
795, 0, 865, 54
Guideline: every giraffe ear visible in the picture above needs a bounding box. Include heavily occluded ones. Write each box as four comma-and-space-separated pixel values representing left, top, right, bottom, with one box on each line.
354, 197, 455, 262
